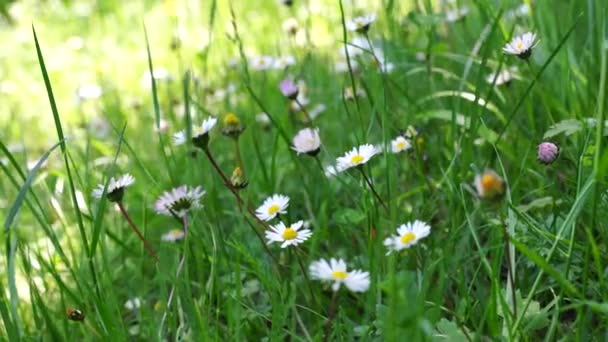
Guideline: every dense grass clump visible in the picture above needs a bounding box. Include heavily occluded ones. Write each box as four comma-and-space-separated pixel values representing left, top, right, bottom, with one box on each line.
1, 0, 608, 340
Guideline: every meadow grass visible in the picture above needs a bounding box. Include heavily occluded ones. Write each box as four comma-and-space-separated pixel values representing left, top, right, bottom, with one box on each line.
1, 0, 608, 340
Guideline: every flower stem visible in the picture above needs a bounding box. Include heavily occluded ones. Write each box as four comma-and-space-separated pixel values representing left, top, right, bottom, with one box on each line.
359, 168, 388, 210
159, 215, 189, 337
295, 248, 317, 305
294, 98, 312, 123
323, 291, 339, 342
202, 147, 280, 264
117, 202, 159, 262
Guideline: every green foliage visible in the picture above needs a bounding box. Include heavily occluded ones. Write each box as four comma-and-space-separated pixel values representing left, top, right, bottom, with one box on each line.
1, 0, 608, 340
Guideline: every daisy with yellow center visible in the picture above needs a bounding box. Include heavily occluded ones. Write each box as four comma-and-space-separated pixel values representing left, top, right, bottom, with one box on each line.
346, 14, 377, 33
391, 136, 412, 154
309, 258, 370, 292
474, 169, 505, 199
265, 220, 312, 248
503, 32, 538, 59
336, 144, 380, 171
384, 220, 431, 254
255, 194, 290, 221
161, 229, 185, 242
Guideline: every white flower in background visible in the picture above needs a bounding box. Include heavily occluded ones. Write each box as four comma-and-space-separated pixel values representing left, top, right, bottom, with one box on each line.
154, 185, 205, 217
76, 84, 103, 101
335, 59, 359, 73
384, 220, 431, 254
161, 229, 185, 242
88, 117, 111, 139
249, 56, 274, 71
255, 194, 289, 221
256, 112, 271, 125
92, 173, 135, 202
372, 51, 394, 73
173, 117, 217, 146
292, 128, 322, 155
154, 119, 170, 133
346, 14, 377, 33
506, 3, 531, 19
503, 32, 538, 59
265, 220, 312, 248
336, 144, 380, 171
140, 68, 172, 88
124, 297, 142, 311
445, 7, 469, 22
486, 68, 517, 86
273, 55, 296, 69
282, 17, 299, 35
342, 37, 372, 57
324, 164, 343, 177
391, 136, 412, 153
344, 86, 365, 100
309, 258, 370, 292
309, 104, 327, 120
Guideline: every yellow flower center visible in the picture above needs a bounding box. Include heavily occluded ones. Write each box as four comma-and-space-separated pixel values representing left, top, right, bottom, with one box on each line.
223, 112, 240, 126
169, 229, 183, 238
332, 271, 347, 280
356, 21, 364, 29
351, 154, 364, 164
481, 174, 502, 192
396, 141, 406, 149
268, 204, 280, 215
400, 232, 416, 244
282, 227, 297, 240
516, 41, 523, 50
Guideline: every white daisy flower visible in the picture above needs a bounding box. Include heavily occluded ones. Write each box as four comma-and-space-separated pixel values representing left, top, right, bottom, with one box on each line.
124, 297, 142, 311
391, 136, 412, 153
383, 220, 431, 254
344, 86, 365, 101
265, 220, 312, 248
92, 173, 135, 202
503, 32, 538, 59
173, 117, 217, 147
292, 128, 322, 156
336, 144, 380, 171
154, 185, 205, 217
273, 55, 296, 69
346, 14, 377, 33
309, 258, 370, 292
249, 56, 274, 71
161, 229, 185, 242
255, 194, 289, 221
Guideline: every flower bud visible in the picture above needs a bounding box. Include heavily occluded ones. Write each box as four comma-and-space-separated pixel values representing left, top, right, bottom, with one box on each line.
537, 142, 559, 164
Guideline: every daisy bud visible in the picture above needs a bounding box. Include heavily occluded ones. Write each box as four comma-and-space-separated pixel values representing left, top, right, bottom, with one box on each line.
279, 79, 299, 100
474, 169, 505, 199
222, 112, 245, 138
537, 142, 559, 164
174, 117, 217, 150
230, 166, 248, 189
